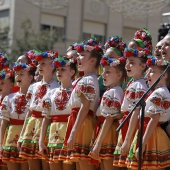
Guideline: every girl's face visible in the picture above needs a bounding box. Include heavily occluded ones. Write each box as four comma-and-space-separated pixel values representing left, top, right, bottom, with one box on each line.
105, 48, 119, 58
37, 58, 54, 76
125, 57, 145, 80
0, 79, 13, 97
146, 66, 163, 87
102, 66, 121, 87
154, 40, 163, 59
77, 51, 92, 72
161, 34, 170, 61
56, 65, 74, 82
15, 70, 33, 88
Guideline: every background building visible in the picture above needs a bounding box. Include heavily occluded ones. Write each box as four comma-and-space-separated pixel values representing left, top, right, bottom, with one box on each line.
0, 0, 170, 55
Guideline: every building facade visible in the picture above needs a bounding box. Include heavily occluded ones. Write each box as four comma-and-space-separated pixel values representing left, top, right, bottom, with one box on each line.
0, 0, 170, 54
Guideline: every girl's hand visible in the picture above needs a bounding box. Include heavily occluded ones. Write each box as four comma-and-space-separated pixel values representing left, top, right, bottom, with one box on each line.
112, 113, 123, 120
39, 142, 48, 156
67, 133, 76, 149
91, 142, 102, 160
121, 140, 131, 155
135, 146, 145, 160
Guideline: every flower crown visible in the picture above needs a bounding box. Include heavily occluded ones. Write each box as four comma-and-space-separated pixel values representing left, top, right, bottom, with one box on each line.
0, 68, 14, 80
13, 62, 36, 72
100, 55, 126, 67
0, 53, 9, 71
76, 43, 102, 53
104, 36, 127, 56
85, 37, 100, 46
25, 50, 38, 63
52, 56, 76, 68
67, 42, 80, 52
146, 56, 170, 67
134, 28, 152, 53
124, 47, 150, 58
35, 50, 58, 61
134, 28, 152, 42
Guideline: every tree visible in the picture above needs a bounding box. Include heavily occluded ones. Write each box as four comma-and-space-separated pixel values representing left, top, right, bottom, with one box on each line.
10, 19, 58, 62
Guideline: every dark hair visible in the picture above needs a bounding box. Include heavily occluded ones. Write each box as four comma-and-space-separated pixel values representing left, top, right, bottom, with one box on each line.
158, 65, 170, 89
90, 48, 103, 68
70, 62, 77, 80
28, 67, 36, 83
115, 63, 127, 85
9, 76, 15, 83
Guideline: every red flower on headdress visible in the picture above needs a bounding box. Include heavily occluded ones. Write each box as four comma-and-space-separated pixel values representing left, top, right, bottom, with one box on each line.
119, 57, 126, 64
95, 45, 100, 51
53, 61, 61, 68
35, 54, 43, 61
146, 58, 152, 66
76, 45, 83, 53
100, 58, 108, 66
125, 51, 133, 58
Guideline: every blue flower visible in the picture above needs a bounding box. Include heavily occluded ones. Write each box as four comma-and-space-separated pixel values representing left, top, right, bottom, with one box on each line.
134, 49, 138, 57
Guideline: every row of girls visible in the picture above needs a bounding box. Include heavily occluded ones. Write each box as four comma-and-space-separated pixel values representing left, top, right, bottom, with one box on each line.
0, 27, 169, 170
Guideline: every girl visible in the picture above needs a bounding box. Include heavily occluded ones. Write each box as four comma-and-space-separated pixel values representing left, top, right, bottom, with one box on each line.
38, 55, 76, 170
126, 56, 170, 169
0, 62, 36, 170
18, 51, 60, 170
0, 68, 14, 170
60, 39, 103, 170
89, 56, 127, 170
113, 47, 149, 167
99, 36, 127, 97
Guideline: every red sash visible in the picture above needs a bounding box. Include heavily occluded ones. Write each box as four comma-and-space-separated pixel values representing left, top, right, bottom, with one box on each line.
10, 118, 24, 125
51, 115, 69, 122
31, 110, 44, 118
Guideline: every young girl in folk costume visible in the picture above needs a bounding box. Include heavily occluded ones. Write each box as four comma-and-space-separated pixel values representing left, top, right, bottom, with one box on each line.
126, 56, 170, 169
38, 56, 76, 170
0, 62, 36, 170
0, 68, 14, 170
113, 48, 149, 167
161, 30, 170, 138
98, 36, 127, 97
89, 56, 127, 170
18, 51, 60, 170
59, 39, 103, 170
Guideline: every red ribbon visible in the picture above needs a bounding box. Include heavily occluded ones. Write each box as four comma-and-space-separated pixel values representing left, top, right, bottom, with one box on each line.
94, 116, 105, 140
120, 111, 130, 141
64, 108, 93, 145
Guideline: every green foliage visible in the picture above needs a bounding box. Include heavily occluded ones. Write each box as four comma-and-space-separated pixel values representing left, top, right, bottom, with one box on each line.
10, 19, 58, 62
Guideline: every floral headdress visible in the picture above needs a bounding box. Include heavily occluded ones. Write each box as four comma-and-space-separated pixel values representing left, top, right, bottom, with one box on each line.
134, 28, 152, 53
67, 42, 80, 52
104, 36, 127, 57
13, 62, 36, 72
0, 53, 9, 71
25, 50, 38, 63
35, 50, 58, 61
124, 47, 150, 58
52, 55, 76, 68
100, 55, 126, 67
0, 68, 14, 80
76, 37, 103, 53
146, 56, 170, 67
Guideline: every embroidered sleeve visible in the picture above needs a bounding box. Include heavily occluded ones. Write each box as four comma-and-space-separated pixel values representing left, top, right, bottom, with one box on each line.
75, 78, 96, 101
147, 91, 170, 116
26, 84, 33, 107
41, 91, 52, 118
126, 82, 146, 108
101, 91, 121, 117
0, 96, 10, 121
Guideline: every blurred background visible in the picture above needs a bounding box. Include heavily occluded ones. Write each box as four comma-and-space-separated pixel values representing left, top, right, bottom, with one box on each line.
0, 0, 170, 62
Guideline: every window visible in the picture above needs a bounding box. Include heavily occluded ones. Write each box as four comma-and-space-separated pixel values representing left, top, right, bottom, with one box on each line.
41, 24, 65, 42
